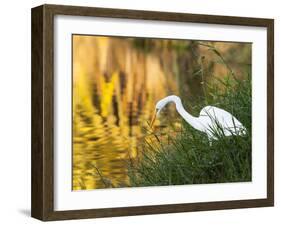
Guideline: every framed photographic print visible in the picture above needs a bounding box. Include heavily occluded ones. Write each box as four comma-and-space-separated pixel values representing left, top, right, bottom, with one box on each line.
31, 4, 274, 221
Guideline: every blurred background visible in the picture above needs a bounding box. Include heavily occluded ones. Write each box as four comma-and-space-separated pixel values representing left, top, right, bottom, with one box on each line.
72, 35, 251, 190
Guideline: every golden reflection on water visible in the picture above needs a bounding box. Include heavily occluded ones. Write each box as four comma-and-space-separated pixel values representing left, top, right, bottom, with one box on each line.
72, 35, 180, 190
72, 35, 251, 190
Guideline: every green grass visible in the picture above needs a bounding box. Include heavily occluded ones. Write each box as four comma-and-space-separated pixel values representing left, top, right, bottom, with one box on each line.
128, 73, 252, 187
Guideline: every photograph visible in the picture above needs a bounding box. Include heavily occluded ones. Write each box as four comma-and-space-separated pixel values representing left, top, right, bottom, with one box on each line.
72, 35, 252, 191
30, 4, 274, 221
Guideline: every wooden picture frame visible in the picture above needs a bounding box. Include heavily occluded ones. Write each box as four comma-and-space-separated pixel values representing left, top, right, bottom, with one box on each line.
31, 4, 274, 221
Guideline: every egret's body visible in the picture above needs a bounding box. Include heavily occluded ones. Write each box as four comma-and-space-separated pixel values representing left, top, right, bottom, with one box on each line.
151, 95, 246, 140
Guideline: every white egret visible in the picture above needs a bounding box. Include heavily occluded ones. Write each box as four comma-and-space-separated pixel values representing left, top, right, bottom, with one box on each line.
150, 95, 246, 141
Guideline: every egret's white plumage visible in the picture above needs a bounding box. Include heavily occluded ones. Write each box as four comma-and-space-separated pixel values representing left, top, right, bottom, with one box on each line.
151, 95, 246, 141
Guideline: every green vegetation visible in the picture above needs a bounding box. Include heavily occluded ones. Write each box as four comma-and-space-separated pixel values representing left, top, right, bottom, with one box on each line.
128, 73, 252, 187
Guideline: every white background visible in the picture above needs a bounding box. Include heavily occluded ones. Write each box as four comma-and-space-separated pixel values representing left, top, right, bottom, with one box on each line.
0, 0, 279, 225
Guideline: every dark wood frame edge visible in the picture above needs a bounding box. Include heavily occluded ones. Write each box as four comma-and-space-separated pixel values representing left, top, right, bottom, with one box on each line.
31, 4, 274, 221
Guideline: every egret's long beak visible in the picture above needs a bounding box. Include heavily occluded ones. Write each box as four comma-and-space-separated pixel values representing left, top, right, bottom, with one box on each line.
150, 110, 158, 128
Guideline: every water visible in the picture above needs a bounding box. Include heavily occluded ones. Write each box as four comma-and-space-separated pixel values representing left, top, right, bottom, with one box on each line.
72, 36, 182, 190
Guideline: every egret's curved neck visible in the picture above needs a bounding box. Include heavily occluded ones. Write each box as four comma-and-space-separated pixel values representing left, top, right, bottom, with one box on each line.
173, 99, 202, 131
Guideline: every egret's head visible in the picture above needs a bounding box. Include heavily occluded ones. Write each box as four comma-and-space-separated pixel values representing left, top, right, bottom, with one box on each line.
155, 99, 166, 115
155, 95, 180, 115
150, 95, 181, 127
